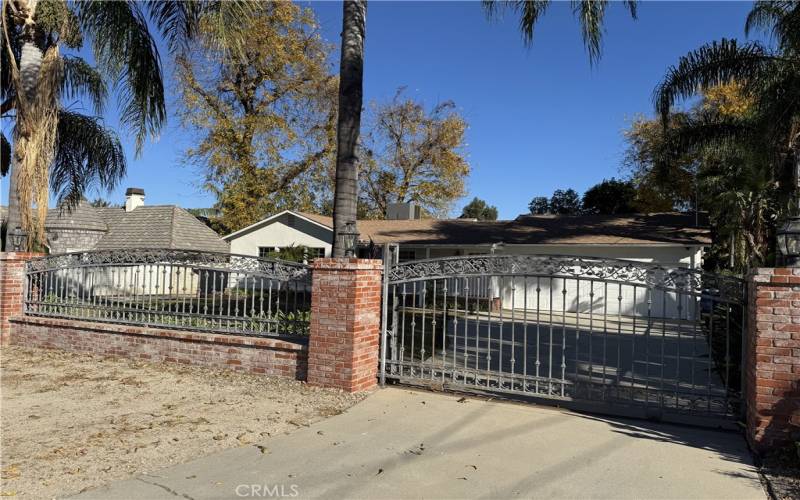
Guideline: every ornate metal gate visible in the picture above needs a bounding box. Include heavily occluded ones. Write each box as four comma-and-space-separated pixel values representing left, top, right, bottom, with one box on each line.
24, 249, 311, 338
379, 252, 747, 428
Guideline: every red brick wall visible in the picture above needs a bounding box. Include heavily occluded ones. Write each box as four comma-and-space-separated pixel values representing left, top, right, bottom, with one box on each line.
747, 268, 800, 453
307, 258, 382, 393
10, 316, 308, 379
4, 254, 383, 390
0, 252, 42, 345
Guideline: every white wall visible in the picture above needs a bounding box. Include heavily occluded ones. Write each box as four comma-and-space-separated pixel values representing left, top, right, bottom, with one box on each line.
507, 245, 702, 268
402, 244, 702, 268
47, 265, 200, 298
227, 215, 332, 257
400, 244, 706, 320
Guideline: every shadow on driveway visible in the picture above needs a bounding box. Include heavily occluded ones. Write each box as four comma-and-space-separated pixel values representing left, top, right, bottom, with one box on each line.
74, 388, 765, 500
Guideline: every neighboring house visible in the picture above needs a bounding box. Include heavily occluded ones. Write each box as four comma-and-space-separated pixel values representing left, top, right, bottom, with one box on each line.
42, 188, 229, 254
7, 188, 229, 298
2, 189, 229, 256
224, 204, 711, 318
224, 210, 334, 260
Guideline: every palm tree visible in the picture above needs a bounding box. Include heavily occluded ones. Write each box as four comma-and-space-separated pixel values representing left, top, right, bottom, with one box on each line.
331, 0, 366, 257
329, 0, 638, 255
653, 1, 800, 210
1, 0, 252, 250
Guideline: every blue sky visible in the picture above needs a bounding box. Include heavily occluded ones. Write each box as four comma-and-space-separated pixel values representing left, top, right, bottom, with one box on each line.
1, 1, 758, 219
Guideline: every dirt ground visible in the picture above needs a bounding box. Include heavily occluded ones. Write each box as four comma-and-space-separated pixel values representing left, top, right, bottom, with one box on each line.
0, 346, 365, 499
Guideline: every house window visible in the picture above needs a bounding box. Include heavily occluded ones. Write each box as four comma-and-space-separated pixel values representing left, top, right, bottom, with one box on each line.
308, 247, 326, 259
258, 246, 325, 261
398, 249, 416, 262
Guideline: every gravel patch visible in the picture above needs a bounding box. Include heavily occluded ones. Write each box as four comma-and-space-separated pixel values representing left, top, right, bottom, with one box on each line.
0, 346, 365, 499
760, 445, 800, 500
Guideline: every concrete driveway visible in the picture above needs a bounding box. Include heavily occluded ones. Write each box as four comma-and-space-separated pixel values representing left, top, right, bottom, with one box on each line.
73, 388, 765, 499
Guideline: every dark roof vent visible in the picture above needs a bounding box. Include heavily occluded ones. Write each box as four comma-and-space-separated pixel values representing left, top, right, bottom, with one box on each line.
125, 187, 145, 196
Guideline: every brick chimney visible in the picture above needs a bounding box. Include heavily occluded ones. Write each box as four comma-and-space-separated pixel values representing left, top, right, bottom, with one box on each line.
125, 188, 145, 212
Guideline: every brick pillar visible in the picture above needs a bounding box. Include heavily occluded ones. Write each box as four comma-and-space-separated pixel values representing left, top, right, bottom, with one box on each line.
746, 268, 800, 453
0, 252, 40, 345
307, 258, 382, 392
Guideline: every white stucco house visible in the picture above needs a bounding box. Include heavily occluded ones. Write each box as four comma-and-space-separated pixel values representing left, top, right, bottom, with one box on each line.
223, 204, 709, 268
223, 204, 710, 318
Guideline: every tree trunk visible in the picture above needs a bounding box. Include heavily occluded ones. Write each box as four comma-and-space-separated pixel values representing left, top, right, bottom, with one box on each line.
4, 159, 22, 250
5, 0, 45, 251
794, 140, 800, 214
331, 0, 366, 257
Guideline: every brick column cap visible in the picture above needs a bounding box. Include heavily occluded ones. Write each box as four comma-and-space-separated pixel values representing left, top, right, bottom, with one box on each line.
312, 258, 382, 271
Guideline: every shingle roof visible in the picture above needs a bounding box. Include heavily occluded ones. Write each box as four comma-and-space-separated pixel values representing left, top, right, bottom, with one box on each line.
93, 206, 229, 253
45, 199, 108, 231
296, 211, 710, 246
296, 211, 333, 227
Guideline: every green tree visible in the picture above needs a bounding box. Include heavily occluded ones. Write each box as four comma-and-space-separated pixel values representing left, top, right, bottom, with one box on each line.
177, 2, 336, 232
549, 188, 581, 215
654, 2, 799, 205
89, 197, 120, 208
623, 113, 698, 211
628, 84, 780, 270
1, 0, 253, 250
460, 197, 498, 221
330, 0, 639, 255
262, 244, 312, 263
651, 1, 800, 269
582, 178, 637, 214
528, 196, 550, 215
358, 90, 470, 219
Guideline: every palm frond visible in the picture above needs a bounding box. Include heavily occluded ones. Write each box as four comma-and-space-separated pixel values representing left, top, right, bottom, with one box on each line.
671, 114, 758, 152
482, 1, 551, 46
623, 1, 638, 20
572, 0, 607, 65
61, 55, 106, 114
654, 39, 777, 122
77, 0, 165, 154
144, 0, 202, 54
189, 1, 260, 59
745, 1, 789, 36
484, 0, 636, 63
51, 110, 126, 209
1, 5, 20, 104
749, 62, 800, 142
745, 1, 800, 54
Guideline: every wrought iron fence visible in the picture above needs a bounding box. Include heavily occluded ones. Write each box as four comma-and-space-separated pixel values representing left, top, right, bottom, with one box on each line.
381, 253, 747, 427
24, 249, 312, 338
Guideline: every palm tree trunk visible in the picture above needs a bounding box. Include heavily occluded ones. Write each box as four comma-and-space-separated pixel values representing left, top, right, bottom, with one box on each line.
5, 0, 45, 251
331, 0, 366, 257
4, 159, 22, 250
794, 136, 800, 214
